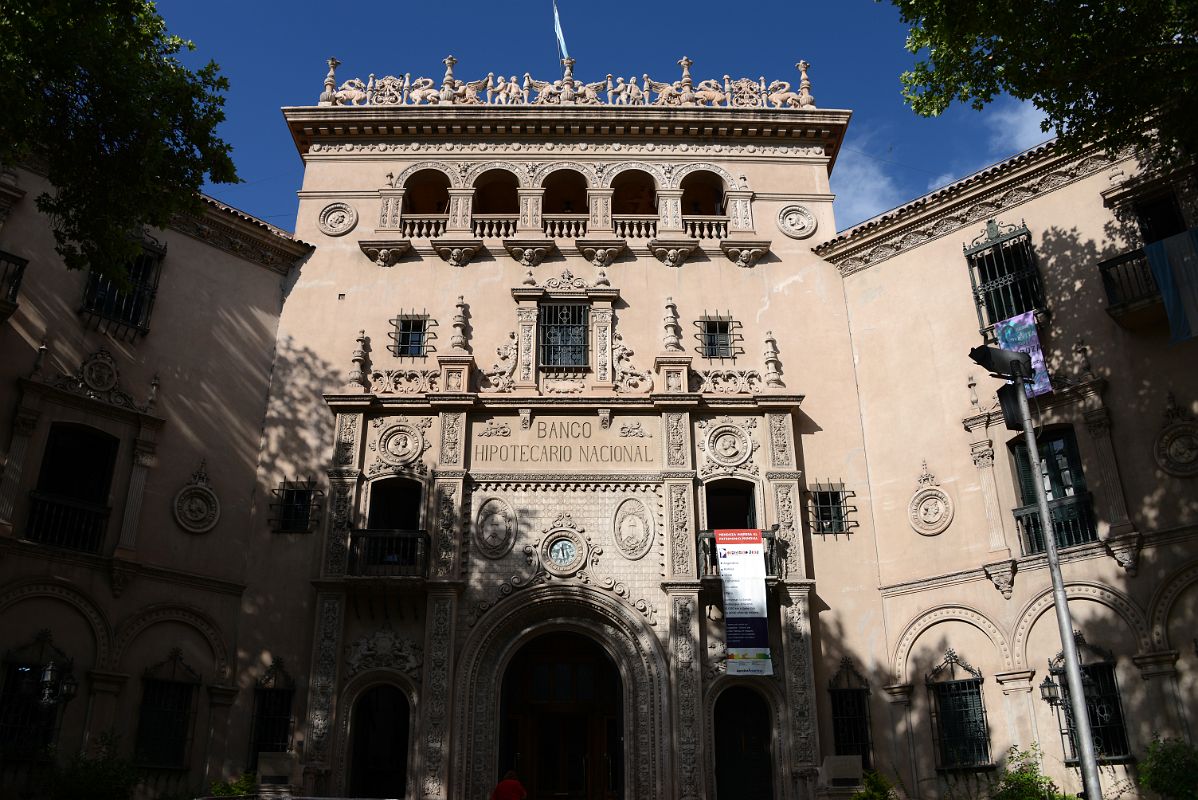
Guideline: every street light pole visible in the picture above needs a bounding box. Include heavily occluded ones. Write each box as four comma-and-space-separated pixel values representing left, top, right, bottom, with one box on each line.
1012, 366, 1102, 798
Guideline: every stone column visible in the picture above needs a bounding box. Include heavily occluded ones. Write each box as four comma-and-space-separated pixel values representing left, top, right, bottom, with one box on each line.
417, 591, 457, 800
84, 670, 128, 743
514, 305, 538, 391
377, 188, 406, 231
668, 590, 706, 800
780, 582, 819, 800
663, 411, 696, 578
588, 189, 613, 235
994, 669, 1038, 749
203, 684, 239, 789
302, 593, 345, 782
882, 683, 920, 798
0, 406, 38, 536
446, 189, 474, 233
657, 189, 684, 233
517, 189, 543, 234
969, 439, 1010, 555
724, 190, 755, 233
1083, 408, 1136, 537
1133, 651, 1188, 740
429, 479, 462, 579
115, 440, 156, 554
591, 306, 614, 390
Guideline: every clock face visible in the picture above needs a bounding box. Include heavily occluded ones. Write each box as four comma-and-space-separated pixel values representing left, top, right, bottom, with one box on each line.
548, 538, 577, 566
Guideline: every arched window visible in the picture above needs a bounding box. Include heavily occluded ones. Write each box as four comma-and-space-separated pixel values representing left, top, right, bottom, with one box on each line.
1046, 633, 1130, 762
27, 423, 119, 553
0, 630, 77, 761
1009, 427, 1095, 554
471, 169, 520, 237
402, 169, 450, 215
611, 170, 658, 238
680, 170, 725, 216
368, 478, 422, 530
713, 686, 774, 800
542, 169, 588, 215
349, 685, 410, 798
351, 478, 427, 577
829, 657, 872, 770
135, 649, 200, 768
925, 649, 991, 769
249, 660, 294, 771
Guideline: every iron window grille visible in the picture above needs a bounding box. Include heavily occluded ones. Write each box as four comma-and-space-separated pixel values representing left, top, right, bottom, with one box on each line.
693, 313, 744, 359
538, 303, 590, 372
808, 481, 857, 535
926, 649, 991, 770
964, 219, 1045, 334
388, 312, 435, 357
249, 660, 295, 770
0, 630, 73, 761
1010, 429, 1096, 555
135, 649, 199, 769
80, 245, 165, 339
1, 249, 28, 304
829, 657, 872, 772
1048, 634, 1131, 763
270, 478, 324, 533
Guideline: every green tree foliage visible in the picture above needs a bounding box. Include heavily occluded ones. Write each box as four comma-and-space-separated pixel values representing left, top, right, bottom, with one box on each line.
1138, 737, 1198, 800
989, 745, 1074, 800
0, 0, 238, 277
852, 770, 898, 800
50, 732, 141, 800
888, 1, 1198, 167
209, 771, 257, 796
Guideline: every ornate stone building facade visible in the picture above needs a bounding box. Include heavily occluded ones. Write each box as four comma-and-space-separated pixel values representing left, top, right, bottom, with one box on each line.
0, 54, 1195, 800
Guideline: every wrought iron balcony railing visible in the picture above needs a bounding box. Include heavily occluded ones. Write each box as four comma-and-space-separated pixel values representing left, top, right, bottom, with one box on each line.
1099, 248, 1159, 311
696, 530, 780, 578
347, 529, 429, 577
24, 492, 110, 554
1012, 493, 1097, 556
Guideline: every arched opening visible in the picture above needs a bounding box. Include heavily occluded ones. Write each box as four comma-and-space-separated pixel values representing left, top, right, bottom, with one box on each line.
713, 686, 774, 800
367, 478, 422, 530
355, 478, 425, 576
681, 171, 725, 216
543, 169, 588, 215
610, 170, 657, 215
472, 169, 519, 214
401, 169, 450, 214
27, 423, 119, 553
499, 631, 623, 800
705, 479, 757, 530
348, 684, 410, 798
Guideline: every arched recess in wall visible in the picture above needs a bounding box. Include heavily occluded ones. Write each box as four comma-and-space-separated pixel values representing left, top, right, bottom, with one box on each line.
680, 170, 727, 216
463, 161, 527, 190
452, 584, 671, 800
704, 676, 788, 800
670, 162, 740, 191
540, 167, 590, 215
891, 605, 1012, 682
0, 577, 113, 669
113, 603, 231, 681
334, 669, 419, 797
471, 168, 521, 215
393, 161, 460, 190
534, 161, 598, 190
1011, 582, 1150, 668
1148, 559, 1198, 650
399, 166, 454, 215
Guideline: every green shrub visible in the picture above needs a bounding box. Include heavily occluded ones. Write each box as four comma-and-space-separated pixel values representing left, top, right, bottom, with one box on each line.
208, 772, 257, 796
852, 770, 897, 800
1138, 737, 1198, 800
50, 733, 141, 800
990, 745, 1073, 800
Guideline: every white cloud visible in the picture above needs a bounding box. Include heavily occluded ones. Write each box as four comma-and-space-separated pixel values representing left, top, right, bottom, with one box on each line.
831, 137, 909, 230
984, 100, 1051, 155
926, 171, 957, 193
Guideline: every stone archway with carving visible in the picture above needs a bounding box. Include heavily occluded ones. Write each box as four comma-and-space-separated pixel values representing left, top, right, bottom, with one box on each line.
452, 584, 671, 800
600, 161, 667, 190
1148, 560, 1198, 649
703, 675, 791, 800
393, 161, 463, 190
333, 669, 420, 797
891, 604, 1012, 682
0, 578, 115, 669
465, 161, 529, 190
113, 603, 232, 681
534, 161, 599, 188
669, 162, 740, 191
1011, 581, 1150, 668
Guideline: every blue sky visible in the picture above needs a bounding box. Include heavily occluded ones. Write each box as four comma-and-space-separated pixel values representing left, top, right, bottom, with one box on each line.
158, 0, 1051, 233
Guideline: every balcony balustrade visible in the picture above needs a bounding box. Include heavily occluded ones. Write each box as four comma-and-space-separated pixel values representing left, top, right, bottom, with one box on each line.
471, 215, 519, 239
401, 215, 448, 238
1012, 493, 1097, 556
612, 214, 657, 239
542, 214, 589, 238
24, 491, 109, 554
682, 215, 729, 240
347, 529, 429, 577
697, 530, 780, 578
1099, 247, 1162, 327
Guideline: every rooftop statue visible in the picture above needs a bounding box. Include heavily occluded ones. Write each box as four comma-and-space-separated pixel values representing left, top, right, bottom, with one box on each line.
316, 55, 817, 110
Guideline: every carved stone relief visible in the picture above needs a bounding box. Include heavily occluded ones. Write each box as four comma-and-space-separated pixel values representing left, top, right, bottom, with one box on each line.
777, 204, 817, 239
697, 416, 759, 477
433, 484, 457, 577
908, 460, 954, 536
669, 484, 694, 577
317, 202, 358, 236
539, 513, 588, 578
665, 413, 688, 468
1155, 393, 1198, 478
306, 593, 343, 763
474, 497, 517, 559
172, 460, 220, 534
345, 628, 423, 677
612, 497, 654, 561
369, 417, 432, 476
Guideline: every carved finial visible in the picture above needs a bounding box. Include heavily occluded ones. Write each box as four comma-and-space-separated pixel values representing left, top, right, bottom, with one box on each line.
795, 60, 815, 108
451, 295, 469, 352
678, 56, 693, 83
30, 337, 48, 378
1073, 338, 1095, 381
146, 374, 160, 411
319, 57, 341, 105
523, 269, 536, 286
442, 55, 457, 88
347, 329, 370, 391
596, 269, 610, 286
918, 460, 937, 486
1163, 391, 1192, 425
967, 373, 979, 409
191, 459, 209, 486
663, 298, 682, 352
561, 57, 576, 83
763, 331, 784, 388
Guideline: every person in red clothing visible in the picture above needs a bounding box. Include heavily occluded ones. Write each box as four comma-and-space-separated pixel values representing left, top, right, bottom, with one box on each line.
490, 770, 527, 800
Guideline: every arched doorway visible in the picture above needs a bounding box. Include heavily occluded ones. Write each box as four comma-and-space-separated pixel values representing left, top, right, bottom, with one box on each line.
499, 632, 623, 800
713, 686, 774, 800
348, 684, 410, 797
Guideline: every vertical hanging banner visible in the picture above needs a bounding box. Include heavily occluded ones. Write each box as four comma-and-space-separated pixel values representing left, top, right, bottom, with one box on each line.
994, 311, 1052, 396
715, 529, 773, 675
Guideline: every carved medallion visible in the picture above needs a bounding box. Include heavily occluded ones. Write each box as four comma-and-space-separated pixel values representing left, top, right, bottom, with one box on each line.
475, 497, 517, 559
173, 460, 220, 534
703, 421, 754, 468
613, 497, 654, 560
777, 204, 817, 239
1155, 395, 1198, 477
345, 628, 423, 677
908, 461, 953, 536
540, 513, 587, 578
318, 202, 358, 236
375, 421, 428, 467
81, 351, 119, 393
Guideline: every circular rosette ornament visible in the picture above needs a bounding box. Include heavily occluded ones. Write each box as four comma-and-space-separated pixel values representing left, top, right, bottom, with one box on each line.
908, 485, 953, 536
705, 423, 754, 469
318, 202, 358, 236
777, 204, 817, 239
1155, 419, 1198, 477
173, 461, 220, 534
377, 423, 425, 468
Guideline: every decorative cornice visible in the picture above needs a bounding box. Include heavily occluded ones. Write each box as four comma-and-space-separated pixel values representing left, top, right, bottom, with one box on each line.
817, 142, 1133, 276
172, 196, 313, 273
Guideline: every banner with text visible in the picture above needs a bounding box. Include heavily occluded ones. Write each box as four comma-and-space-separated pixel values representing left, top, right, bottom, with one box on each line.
715, 529, 773, 676
995, 311, 1052, 397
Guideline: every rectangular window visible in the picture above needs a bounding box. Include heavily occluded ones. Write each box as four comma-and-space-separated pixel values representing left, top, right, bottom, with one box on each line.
1, 249, 28, 305
0, 662, 57, 760
135, 678, 196, 768
965, 221, 1044, 331
1011, 429, 1096, 554
538, 303, 589, 371
699, 319, 733, 359
80, 250, 163, 337
250, 687, 294, 769
809, 483, 856, 534
1134, 192, 1187, 245
830, 687, 872, 771
930, 679, 991, 769
1057, 663, 1131, 762
270, 479, 324, 533
389, 315, 430, 357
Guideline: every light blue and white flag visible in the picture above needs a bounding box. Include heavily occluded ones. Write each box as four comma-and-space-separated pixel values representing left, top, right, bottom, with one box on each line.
553, 0, 570, 60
